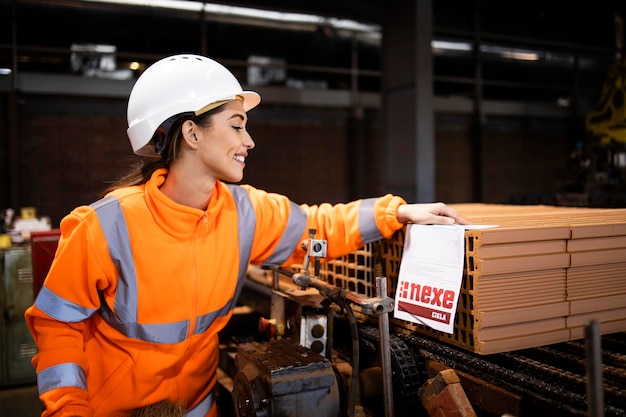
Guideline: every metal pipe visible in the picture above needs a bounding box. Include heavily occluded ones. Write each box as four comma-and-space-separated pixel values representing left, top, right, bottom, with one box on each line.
346, 304, 359, 417
376, 276, 394, 417
585, 320, 605, 417
291, 273, 372, 306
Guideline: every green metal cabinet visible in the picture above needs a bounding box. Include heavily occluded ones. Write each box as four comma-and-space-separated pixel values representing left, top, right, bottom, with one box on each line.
0, 246, 37, 386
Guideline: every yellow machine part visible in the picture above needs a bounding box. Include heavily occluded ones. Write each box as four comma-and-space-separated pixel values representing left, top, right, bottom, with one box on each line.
586, 57, 626, 143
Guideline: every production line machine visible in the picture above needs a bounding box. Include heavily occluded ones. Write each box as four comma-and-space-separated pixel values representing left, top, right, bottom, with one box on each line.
218, 229, 405, 417
216, 230, 626, 417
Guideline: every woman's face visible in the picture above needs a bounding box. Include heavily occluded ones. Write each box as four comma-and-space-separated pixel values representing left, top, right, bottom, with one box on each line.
195, 99, 255, 183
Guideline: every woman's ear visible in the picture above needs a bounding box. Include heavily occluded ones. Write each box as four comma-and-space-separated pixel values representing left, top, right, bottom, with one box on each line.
181, 120, 199, 150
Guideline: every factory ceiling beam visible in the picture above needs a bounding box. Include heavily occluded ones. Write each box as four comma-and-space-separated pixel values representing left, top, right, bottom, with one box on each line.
382, 0, 435, 202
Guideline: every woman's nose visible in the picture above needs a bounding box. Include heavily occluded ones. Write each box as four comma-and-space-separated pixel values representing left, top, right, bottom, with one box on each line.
243, 132, 255, 149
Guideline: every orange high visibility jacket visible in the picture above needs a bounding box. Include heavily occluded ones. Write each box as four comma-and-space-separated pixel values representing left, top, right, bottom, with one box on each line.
25, 168, 406, 417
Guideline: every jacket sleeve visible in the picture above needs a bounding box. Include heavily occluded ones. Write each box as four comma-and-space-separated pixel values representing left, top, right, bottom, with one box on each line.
25, 206, 111, 417
242, 185, 406, 266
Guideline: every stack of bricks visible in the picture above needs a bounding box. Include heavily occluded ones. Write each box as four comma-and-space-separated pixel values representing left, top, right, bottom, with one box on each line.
318, 203, 626, 355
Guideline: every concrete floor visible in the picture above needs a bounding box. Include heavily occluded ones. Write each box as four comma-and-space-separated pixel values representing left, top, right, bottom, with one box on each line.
0, 383, 41, 417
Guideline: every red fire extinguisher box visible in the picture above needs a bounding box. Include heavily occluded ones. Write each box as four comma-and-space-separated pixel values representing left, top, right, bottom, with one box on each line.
30, 229, 61, 298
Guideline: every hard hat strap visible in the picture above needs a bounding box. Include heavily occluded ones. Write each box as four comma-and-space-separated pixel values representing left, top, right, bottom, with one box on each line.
153, 112, 193, 156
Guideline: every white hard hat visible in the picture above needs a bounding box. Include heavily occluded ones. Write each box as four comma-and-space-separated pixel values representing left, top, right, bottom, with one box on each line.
126, 54, 261, 157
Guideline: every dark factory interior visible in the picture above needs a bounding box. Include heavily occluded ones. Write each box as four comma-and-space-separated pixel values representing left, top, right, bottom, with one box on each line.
1, 1, 626, 417
3, 0, 626, 217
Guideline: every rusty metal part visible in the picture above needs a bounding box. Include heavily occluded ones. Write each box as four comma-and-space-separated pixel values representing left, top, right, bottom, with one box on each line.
426, 359, 522, 417
232, 339, 340, 417
401, 333, 626, 417
419, 368, 477, 417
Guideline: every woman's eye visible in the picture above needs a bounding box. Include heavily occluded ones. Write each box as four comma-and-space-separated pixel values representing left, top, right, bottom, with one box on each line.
232, 126, 243, 131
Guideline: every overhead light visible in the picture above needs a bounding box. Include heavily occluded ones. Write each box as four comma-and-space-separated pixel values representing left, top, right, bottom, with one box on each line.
0, 68, 11, 76
432, 40, 472, 52
203, 3, 379, 33
556, 97, 571, 107
84, 0, 202, 12
482, 45, 540, 61
82, 0, 380, 34
433, 40, 541, 61
499, 51, 540, 61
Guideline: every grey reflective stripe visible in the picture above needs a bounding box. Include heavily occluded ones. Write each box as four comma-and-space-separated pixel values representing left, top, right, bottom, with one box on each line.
359, 198, 383, 244
100, 303, 189, 344
91, 196, 138, 323
194, 301, 232, 335
92, 196, 191, 344
34, 286, 97, 322
38, 363, 87, 394
226, 185, 255, 311
262, 201, 307, 267
186, 391, 214, 417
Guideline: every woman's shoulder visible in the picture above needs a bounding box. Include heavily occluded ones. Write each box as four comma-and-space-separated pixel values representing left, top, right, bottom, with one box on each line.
62, 185, 145, 223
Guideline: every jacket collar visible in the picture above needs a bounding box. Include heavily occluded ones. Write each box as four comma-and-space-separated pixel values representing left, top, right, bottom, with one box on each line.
143, 168, 225, 238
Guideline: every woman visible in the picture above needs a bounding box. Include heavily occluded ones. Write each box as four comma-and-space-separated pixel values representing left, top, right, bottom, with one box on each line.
25, 54, 468, 417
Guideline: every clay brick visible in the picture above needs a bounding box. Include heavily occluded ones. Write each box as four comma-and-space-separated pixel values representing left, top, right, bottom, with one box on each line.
473, 252, 570, 275
474, 329, 572, 355
475, 239, 566, 258
419, 369, 477, 417
569, 294, 626, 315
570, 248, 626, 267
476, 302, 570, 327
566, 236, 626, 252
476, 317, 566, 341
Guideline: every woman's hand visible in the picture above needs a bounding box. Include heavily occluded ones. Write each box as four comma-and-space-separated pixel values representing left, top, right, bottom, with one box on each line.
396, 202, 470, 225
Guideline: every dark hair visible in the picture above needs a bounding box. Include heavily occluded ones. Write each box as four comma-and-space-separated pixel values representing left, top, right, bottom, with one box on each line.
101, 104, 226, 197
